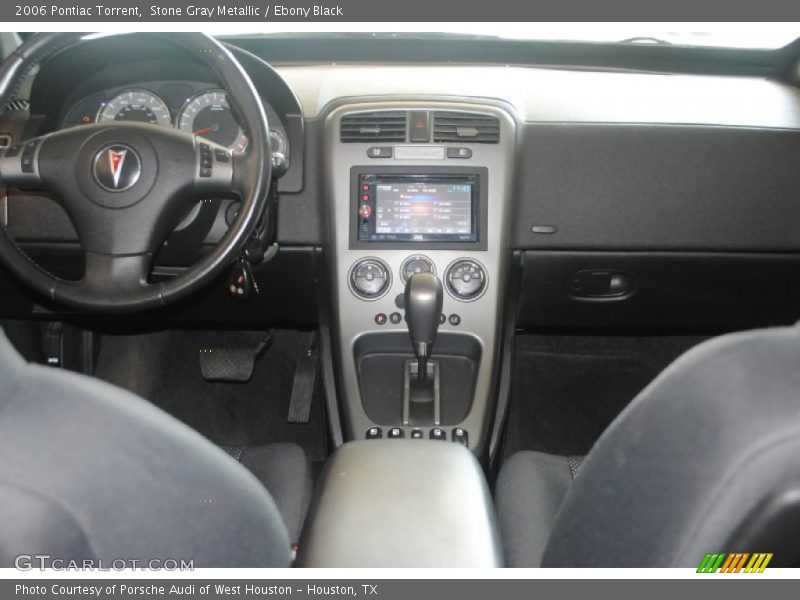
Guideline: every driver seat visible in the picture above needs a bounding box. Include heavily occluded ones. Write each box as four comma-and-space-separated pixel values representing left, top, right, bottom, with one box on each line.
0, 329, 309, 567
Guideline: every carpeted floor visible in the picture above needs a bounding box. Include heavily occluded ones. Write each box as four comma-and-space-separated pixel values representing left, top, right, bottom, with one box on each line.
503, 333, 709, 459
94, 328, 328, 463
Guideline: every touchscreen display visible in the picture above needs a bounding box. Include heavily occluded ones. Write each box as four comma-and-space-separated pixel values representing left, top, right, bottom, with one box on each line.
374, 182, 473, 235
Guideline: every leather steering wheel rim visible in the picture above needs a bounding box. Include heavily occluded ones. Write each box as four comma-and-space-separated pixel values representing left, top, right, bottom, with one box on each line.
0, 32, 271, 313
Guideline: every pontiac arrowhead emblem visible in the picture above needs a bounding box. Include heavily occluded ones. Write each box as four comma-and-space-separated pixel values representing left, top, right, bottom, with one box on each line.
93, 144, 141, 192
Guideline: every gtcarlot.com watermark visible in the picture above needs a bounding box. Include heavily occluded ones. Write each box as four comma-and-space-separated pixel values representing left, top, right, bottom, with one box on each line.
14, 554, 194, 571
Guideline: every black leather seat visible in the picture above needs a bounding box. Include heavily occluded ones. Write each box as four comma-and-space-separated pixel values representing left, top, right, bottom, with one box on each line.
0, 329, 310, 567
496, 325, 800, 567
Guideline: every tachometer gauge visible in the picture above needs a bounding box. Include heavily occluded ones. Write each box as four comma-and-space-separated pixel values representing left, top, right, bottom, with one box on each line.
177, 89, 248, 153
96, 89, 171, 126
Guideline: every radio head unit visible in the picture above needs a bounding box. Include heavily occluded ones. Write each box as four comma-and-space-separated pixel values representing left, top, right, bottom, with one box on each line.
351, 167, 488, 250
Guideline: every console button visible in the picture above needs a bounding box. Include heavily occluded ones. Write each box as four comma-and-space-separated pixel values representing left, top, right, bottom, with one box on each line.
445, 259, 487, 301
350, 258, 391, 300
409, 111, 430, 143
366, 427, 383, 439
374, 313, 387, 326
367, 146, 392, 158
388, 427, 404, 439
430, 427, 446, 441
452, 428, 469, 446
448, 314, 461, 326
389, 312, 402, 324
410, 429, 424, 439
439, 313, 446, 325
447, 147, 472, 159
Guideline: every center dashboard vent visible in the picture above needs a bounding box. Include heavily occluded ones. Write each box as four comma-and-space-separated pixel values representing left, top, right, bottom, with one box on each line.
433, 111, 500, 144
340, 111, 408, 143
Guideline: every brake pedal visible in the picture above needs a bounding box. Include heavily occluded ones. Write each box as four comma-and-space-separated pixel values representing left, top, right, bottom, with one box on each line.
287, 332, 318, 423
198, 331, 275, 383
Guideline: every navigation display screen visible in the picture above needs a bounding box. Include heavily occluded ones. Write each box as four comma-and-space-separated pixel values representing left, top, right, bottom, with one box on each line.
374, 182, 473, 236
355, 172, 481, 245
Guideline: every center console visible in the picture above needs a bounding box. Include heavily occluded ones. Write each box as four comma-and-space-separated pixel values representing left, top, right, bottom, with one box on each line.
324, 101, 516, 455
297, 440, 502, 567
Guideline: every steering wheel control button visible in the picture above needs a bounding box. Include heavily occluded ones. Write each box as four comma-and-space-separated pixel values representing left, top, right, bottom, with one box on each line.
445, 258, 487, 301
452, 428, 469, 447
93, 144, 141, 192
447, 147, 473, 159
448, 314, 462, 326
400, 254, 435, 284
194, 140, 234, 193
198, 143, 213, 177
389, 312, 402, 324
410, 429, 424, 439
366, 427, 383, 439
388, 427, 404, 439
350, 258, 391, 300
429, 427, 446, 441
374, 313, 387, 326
367, 146, 392, 158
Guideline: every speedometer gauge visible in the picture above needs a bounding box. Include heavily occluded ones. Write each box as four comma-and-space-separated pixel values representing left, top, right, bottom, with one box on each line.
97, 89, 171, 126
177, 89, 248, 153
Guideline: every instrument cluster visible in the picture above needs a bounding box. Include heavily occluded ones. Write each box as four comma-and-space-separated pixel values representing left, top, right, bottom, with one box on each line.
61, 82, 288, 159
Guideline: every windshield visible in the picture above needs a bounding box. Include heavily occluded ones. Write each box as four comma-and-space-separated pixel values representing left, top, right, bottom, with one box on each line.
220, 23, 799, 50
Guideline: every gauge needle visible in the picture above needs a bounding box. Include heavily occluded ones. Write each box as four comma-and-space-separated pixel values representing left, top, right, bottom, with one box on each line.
193, 126, 213, 135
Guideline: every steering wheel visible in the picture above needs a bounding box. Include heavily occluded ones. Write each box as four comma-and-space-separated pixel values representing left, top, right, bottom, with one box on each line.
0, 33, 271, 312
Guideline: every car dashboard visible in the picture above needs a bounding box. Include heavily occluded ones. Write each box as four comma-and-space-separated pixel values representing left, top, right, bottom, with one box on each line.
3, 32, 800, 458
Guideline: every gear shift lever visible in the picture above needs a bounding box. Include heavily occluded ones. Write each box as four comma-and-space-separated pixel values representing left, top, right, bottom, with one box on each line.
404, 273, 443, 382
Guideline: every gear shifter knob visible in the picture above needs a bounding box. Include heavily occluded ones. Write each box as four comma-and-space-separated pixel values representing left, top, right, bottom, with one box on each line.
404, 272, 443, 360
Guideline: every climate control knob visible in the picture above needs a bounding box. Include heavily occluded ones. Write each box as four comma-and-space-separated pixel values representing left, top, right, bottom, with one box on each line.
349, 258, 391, 300
400, 254, 435, 283
445, 259, 487, 301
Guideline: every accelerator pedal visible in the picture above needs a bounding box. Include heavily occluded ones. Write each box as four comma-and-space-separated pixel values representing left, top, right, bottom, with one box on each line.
199, 330, 275, 383
287, 332, 319, 423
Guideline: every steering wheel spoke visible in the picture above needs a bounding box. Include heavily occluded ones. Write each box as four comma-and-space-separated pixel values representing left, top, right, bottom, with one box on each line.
83, 252, 153, 294
0, 136, 47, 189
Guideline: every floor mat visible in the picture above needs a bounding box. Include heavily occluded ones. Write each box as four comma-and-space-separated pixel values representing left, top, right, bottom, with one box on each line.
94, 329, 328, 463
503, 334, 708, 458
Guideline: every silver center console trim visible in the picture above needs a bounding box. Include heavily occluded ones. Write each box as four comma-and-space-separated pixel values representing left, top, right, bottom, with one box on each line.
324, 101, 516, 455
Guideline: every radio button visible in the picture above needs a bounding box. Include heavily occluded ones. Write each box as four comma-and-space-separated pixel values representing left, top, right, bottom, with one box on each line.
367, 146, 392, 158
447, 147, 473, 159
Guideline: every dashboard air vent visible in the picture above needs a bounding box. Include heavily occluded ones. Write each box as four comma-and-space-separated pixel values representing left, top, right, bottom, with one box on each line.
433, 111, 500, 143
340, 111, 407, 143
4, 99, 30, 112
